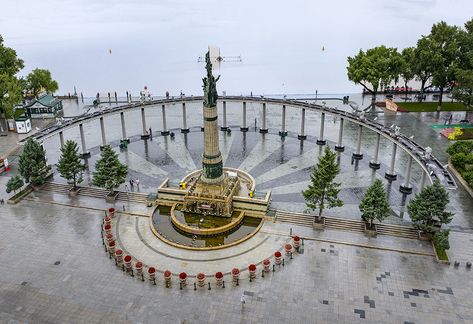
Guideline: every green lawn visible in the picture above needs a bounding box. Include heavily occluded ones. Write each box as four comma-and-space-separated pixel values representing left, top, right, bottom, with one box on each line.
395, 102, 467, 112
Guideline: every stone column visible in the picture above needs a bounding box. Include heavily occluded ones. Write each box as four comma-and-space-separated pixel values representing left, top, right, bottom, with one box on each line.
220, 101, 228, 131
202, 103, 223, 184
385, 142, 398, 180
79, 123, 90, 158
120, 112, 129, 142
161, 104, 169, 135
279, 104, 287, 137
400, 155, 413, 194
100, 117, 107, 148
59, 131, 64, 148
181, 102, 189, 133
316, 112, 326, 145
141, 108, 149, 139
352, 124, 363, 160
240, 102, 248, 132
298, 108, 307, 140
260, 102, 268, 133
420, 171, 427, 189
369, 133, 381, 169
335, 118, 345, 152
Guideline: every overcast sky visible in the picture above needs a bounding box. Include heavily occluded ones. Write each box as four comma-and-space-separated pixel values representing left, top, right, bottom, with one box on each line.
1, 0, 472, 96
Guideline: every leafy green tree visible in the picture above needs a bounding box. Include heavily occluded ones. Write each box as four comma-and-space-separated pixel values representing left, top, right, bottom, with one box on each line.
347, 45, 402, 106
57, 140, 86, 190
26, 68, 59, 97
400, 47, 416, 98
413, 36, 436, 97
407, 180, 454, 233
453, 20, 473, 111
359, 179, 389, 227
428, 21, 462, 110
92, 145, 128, 195
18, 138, 48, 186
0, 73, 22, 120
302, 145, 343, 222
0, 34, 24, 77
6, 175, 24, 194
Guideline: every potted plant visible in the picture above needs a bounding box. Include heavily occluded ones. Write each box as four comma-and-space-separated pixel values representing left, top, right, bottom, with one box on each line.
359, 179, 389, 237
197, 272, 206, 287
302, 146, 343, 230
408, 181, 454, 240
92, 145, 128, 202
56, 140, 86, 196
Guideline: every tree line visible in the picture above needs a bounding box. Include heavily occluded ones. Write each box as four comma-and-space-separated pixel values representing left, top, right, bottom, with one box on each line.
0, 34, 59, 124
347, 19, 473, 111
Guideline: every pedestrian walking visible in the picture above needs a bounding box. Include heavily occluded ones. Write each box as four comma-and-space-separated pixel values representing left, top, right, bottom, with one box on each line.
240, 294, 246, 310
129, 178, 134, 188
122, 205, 126, 212
0, 198, 4, 205
149, 127, 152, 140
135, 178, 140, 191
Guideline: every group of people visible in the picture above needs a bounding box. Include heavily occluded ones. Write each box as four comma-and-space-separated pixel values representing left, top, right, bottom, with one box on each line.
126, 178, 140, 192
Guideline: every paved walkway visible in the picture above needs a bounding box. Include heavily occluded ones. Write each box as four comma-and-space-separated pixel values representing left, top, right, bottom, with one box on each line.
1, 192, 473, 323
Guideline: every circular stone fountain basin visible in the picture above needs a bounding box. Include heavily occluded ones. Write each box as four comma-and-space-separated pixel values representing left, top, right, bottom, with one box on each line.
150, 206, 263, 250
170, 204, 245, 236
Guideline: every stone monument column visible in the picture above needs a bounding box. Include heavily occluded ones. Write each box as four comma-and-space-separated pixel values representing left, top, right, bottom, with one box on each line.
201, 51, 224, 184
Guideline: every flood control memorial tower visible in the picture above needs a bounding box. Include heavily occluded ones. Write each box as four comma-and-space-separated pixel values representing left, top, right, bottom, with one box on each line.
201, 51, 224, 184
155, 50, 270, 248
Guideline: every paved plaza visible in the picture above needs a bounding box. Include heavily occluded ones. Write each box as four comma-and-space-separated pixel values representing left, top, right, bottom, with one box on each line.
1, 99, 473, 323
0, 188, 473, 323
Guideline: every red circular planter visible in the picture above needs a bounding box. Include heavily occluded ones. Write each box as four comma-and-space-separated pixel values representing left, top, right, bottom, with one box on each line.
108, 241, 116, 253
164, 270, 172, 279
108, 207, 115, 218
292, 235, 301, 248
274, 251, 282, 265
248, 264, 256, 279
284, 243, 292, 255
179, 272, 187, 285
106, 233, 114, 244
197, 273, 205, 280
148, 267, 156, 280
115, 249, 123, 262
103, 224, 112, 234
215, 271, 223, 286
231, 268, 240, 281
263, 258, 271, 272
104, 216, 112, 226
197, 272, 206, 287
124, 255, 132, 268
135, 261, 143, 274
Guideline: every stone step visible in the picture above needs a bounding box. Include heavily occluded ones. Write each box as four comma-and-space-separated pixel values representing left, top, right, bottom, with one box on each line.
275, 210, 418, 239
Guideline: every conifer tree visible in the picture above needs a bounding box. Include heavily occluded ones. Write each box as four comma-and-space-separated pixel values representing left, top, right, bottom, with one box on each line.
57, 140, 86, 190
407, 180, 453, 233
359, 179, 389, 227
92, 145, 128, 195
302, 145, 343, 222
18, 138, 48, 186
6, 175, 24, 194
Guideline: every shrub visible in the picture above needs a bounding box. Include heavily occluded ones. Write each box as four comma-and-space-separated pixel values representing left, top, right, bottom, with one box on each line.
446, 141, 473, 156
451, 152, 468, 171
433, 230, 450, 251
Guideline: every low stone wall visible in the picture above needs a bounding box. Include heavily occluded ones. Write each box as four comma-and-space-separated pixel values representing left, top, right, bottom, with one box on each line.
448, 160, 473, 199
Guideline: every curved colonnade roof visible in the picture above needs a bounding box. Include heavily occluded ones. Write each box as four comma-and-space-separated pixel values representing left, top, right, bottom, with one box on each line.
24, 95, 457, 190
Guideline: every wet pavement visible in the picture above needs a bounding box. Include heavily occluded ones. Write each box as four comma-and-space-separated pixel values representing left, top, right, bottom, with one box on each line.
1, 95, 473, 323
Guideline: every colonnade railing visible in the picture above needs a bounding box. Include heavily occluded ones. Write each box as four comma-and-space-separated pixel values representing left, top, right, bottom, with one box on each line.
25, 95, 457, 192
